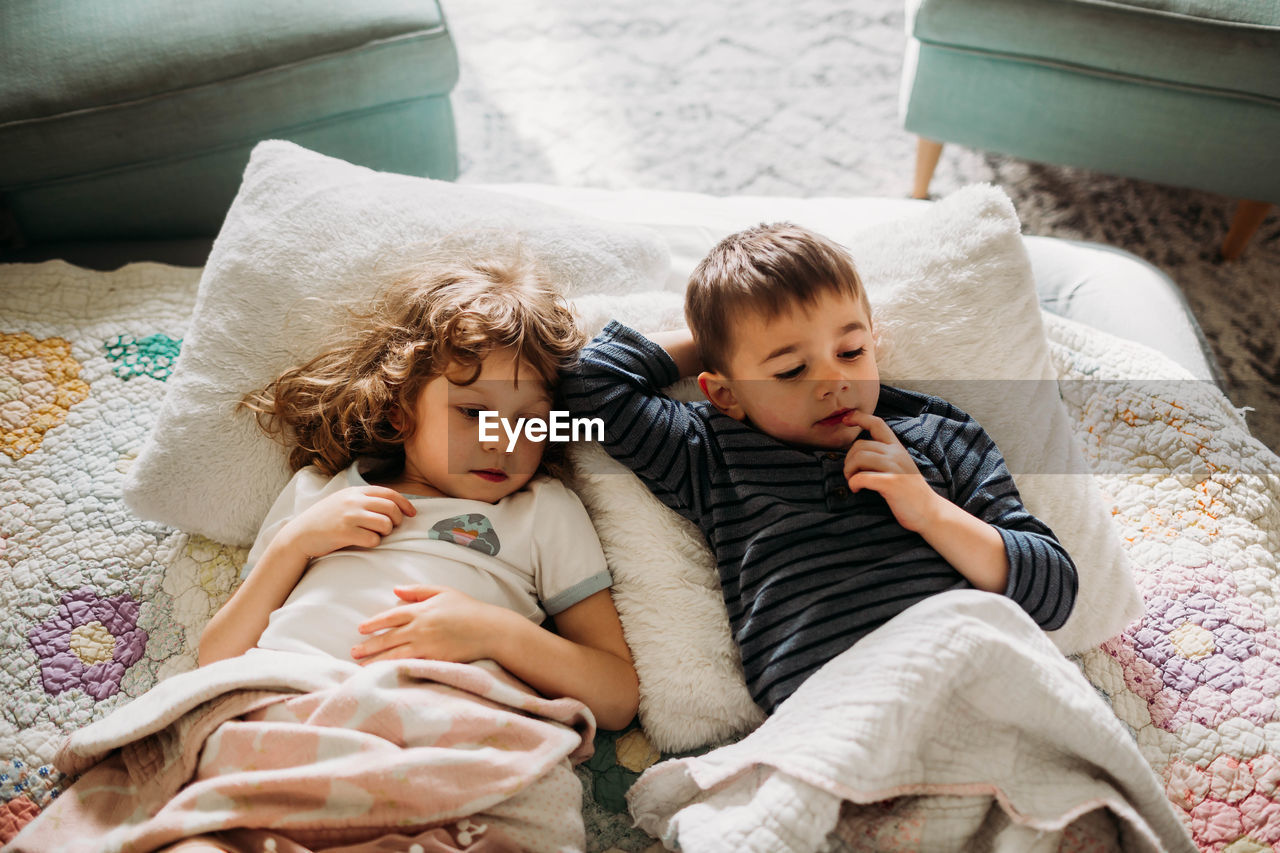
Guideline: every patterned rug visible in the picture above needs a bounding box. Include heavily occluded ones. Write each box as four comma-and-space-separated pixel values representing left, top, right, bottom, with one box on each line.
444, 0, 1280, 454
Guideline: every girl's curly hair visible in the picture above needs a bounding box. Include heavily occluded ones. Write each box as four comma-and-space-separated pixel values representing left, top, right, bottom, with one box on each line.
241, 243, 586, 480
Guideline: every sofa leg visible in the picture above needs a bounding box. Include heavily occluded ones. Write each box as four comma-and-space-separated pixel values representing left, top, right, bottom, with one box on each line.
1221, 199, 1272, 261
912, 138, 944, 199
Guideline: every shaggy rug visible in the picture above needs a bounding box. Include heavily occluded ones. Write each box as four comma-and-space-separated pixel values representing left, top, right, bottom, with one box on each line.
444, 0, 1279, 453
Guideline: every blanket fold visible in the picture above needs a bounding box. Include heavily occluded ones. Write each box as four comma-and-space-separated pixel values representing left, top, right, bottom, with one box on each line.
626, 590, 1195, 853
12, 651, 594, 853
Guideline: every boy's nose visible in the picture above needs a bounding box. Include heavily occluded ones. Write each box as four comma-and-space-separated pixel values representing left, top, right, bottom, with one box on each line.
815, 376, 851, 398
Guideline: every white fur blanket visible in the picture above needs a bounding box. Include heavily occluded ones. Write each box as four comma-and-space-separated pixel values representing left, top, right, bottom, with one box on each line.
626, 591, 1195, 853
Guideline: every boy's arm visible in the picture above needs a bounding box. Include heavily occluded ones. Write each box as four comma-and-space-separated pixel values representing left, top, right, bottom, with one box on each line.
561, 321, 713, 516
911, 496, 1010, 593
841, 410, 1008, 590
843, 409, 1077, 631
645, 327, 702, 378
924, 411, 1077, 631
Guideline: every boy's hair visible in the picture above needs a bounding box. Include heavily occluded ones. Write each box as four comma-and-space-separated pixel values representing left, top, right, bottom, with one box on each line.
685, 222, 870, 373
241, 243, 585, 478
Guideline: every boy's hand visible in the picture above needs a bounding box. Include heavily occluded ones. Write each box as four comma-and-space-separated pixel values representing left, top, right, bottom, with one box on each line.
645, 328, 702, 378
351, 586, 509, 664
281, 486, 416, 559
842, 410, 942, 533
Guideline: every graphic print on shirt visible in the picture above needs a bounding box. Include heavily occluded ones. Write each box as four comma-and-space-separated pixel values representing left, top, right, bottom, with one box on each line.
429, 514, 501, 556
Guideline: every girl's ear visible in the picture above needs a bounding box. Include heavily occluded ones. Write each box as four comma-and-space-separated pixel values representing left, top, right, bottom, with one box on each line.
698, 371, 747, 422
388, 404, 405, 432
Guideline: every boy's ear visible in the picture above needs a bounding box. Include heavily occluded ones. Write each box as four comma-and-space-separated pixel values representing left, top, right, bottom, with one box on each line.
698, 371, 747, 422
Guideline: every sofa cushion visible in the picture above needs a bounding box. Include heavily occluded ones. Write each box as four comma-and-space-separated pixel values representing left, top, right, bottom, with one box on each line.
0, 0, 459, 240
910, 0, 1280, 102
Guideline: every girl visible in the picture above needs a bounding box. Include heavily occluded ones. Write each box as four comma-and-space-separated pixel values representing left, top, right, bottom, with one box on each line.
203, 248, 638, 730
16, 248, 638, 853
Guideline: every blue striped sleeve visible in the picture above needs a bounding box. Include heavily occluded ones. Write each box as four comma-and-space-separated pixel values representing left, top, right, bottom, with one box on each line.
931, 406, 1078, 631
561, 321, 713, 517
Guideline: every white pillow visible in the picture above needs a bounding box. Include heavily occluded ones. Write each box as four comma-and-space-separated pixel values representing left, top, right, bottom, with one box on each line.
566, 184, 1142, 751
122, 141, 670, 546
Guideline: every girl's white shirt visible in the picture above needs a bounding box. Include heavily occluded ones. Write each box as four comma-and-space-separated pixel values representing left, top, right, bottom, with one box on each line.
245, 459, 612, 660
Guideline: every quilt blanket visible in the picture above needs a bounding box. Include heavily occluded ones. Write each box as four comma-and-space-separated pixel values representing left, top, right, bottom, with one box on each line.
2, 260, 1280, 853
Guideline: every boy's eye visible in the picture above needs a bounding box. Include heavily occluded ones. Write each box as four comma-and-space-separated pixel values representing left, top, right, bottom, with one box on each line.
774, 365, 804, 381
456, 407, 483, 419
841, 347, 865, 360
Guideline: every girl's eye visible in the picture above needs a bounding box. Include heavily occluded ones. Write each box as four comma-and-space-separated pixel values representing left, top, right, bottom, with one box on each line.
841, 347, 865, 360
774, 365, 804, 381
457, 407, 482, 419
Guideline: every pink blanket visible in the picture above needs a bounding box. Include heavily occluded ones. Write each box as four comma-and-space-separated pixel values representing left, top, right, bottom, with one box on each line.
10, 651, 594, 852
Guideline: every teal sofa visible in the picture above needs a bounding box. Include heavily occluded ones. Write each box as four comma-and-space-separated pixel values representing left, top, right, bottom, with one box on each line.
900, 0, 1279, 259
0, 0, 460, 244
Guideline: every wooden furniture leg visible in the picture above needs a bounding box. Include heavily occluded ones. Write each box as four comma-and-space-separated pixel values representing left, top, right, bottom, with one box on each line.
1221, 199, 1272, 261
913, 137, 944, 199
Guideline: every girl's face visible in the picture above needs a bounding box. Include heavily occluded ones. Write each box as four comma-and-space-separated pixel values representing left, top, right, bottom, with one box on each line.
393, 349, 553, 503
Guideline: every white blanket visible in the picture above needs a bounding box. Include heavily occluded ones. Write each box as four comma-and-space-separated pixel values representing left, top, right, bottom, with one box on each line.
626, 591, 1195, 853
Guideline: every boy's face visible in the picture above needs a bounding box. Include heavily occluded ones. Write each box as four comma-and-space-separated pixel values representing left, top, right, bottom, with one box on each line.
699, 290, 879, 450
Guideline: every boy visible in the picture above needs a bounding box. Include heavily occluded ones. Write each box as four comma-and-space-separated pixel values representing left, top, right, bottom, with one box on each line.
562, 222, 1077, 714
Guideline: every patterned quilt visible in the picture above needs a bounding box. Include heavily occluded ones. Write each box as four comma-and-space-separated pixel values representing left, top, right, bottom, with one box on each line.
2, 260, 1278, 852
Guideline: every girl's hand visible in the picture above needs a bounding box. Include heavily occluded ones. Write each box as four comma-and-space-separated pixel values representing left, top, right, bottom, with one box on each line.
351, 586, 509, 664
199, 484, 411, 667
842, 409, 943, 533
281, 486, 417, 559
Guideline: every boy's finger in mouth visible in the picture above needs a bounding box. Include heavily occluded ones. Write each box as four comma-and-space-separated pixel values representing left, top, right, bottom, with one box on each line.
816, 408, 855, 427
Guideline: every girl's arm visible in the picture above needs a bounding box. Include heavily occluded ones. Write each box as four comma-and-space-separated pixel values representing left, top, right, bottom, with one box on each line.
199, 485, 417, 665
505, 589, 638, 730
353, 586, 640, 730
198, 532, 311, 665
